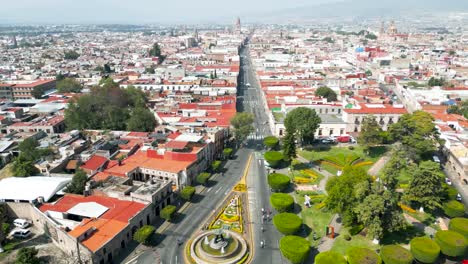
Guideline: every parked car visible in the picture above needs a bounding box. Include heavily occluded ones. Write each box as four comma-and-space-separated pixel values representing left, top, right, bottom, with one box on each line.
9, 229, 31, 239
445, 178, 452, 185
246, 83, 251, 87
13, 219, 31, 229
457, 193, 462, 202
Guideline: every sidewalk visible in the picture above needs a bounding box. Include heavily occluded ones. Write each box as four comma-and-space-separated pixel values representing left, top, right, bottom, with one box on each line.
367, 155, 390, 176
317, 214, 343, 252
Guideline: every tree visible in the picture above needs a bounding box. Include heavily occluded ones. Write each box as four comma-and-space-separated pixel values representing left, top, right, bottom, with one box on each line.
380, 245, 413, 264
160, 205, 176, 222
133, 225, 155, 245
365, 33, 378, 40
18, 138, 40, 161
273, 213, 302, 235
358, 116, 383, 153
380, 148, 407, 191
346, 247, 381, 264
196, 172, 211, 185
64, 50, 80, 60
149, 43, 166, 64
230, 112, 254, 144
428, 77, 446, 87
65, 170, 88, 194
263, 136, 279, 149
267, 173, 290, 192
127, 107, 157, 132
279, 236, 310, 264
282, 129, 297, 161
145, 67, 155, 74
270, 193, 294, 212
410, 237, 440, 264
365, 70, 372, 77
264, 151, 284, 168
15, 247, 40, 264
354, 190, 405, 239
315, 86, 337, 102
388, 111, 440, 161
325, 166, 371, 226
284, 107, 321, 145
434, 230, 467, 257
12, 155, 38, 177
404, 161, 444, 211
56, 78, 82, 93
31, 86, 47, 99
222, 148, 233, 159
180, 186, 195, 201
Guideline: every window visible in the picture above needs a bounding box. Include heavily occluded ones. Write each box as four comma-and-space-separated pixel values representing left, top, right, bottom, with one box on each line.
318, 129, 322, 136
340, 129, 344, 135
329, 129, 333, 135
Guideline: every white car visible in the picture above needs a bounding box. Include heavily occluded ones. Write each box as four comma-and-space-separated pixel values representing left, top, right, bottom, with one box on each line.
246, 83, 251, 87
13, 218, 31, 229
9, 229, 31, 239
445, 178, 452, 185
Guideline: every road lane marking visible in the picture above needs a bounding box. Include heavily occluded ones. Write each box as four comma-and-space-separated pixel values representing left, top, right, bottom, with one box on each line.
206, 188, 212, 193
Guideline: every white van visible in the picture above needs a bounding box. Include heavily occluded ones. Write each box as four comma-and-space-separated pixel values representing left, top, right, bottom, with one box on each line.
13, 219, 31, 229
9, 229, 31, 239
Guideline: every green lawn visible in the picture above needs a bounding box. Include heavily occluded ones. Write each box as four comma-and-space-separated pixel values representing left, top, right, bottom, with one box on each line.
299, 146, 387, 175
295, 193, 333, 247
331, 229, 380, 255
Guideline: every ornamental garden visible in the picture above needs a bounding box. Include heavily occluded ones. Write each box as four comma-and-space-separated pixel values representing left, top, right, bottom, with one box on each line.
262, 110, 468, 264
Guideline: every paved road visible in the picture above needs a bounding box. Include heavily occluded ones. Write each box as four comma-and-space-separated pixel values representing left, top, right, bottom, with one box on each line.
239, 40, 284, 264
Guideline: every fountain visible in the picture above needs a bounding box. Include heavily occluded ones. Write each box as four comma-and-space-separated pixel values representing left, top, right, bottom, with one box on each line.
190, 229, 248, 264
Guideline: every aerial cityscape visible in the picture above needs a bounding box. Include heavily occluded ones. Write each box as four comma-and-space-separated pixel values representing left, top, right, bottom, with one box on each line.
0, 1, 468, 264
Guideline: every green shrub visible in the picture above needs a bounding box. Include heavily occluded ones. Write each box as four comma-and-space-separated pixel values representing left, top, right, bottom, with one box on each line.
268, 173, 290, 192
180, 186, 195, 201
349, 224, 364, 235
270, 193, 294, 212
315, 251, 346, 264
133, 225, 155, 245
196, 172, 211, 185
264, 151, 284, 168
449, 217, 468, 239
435, 230, 467, 257
273, 213, 302, 235
443, 200, 465, 218
2, 222, 10, 234
380, 245, 413, 264
264, 136, 279, 149
348, 146, 355, 150
446, 186, 458, 201
343, 234, 351, 241
160, 205, 177, 222
346, 247, 382, 264
410, 237, 440, 263
279, 235, 310, 264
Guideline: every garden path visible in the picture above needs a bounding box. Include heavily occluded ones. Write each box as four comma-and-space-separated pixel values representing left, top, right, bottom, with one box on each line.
403, 213, 437, 237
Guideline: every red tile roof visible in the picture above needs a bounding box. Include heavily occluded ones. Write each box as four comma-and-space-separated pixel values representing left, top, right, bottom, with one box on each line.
81, 155, 108, 171
165, 141, 188, 150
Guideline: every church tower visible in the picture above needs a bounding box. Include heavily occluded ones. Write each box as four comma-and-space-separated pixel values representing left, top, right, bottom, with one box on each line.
235, 17, 241, 34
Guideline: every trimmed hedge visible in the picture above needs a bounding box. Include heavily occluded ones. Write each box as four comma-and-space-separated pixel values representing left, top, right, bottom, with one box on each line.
270, 193, 294, 212
267, 173, 290, 192
211, 160, 222, 172
434, 230, 467, 257
180, 186, 195, 201
273, 213, 302, 235
196, 172, 211, 185
410, 237, 440, 263
314, 251, 346, 264
264, 136, 279, 149
223, 148, 233, 159
133, 225, 155, 245
279, 235, 310, 264
449, 217, 468, 239
346, 247, 382, 264
380, 245, 413, 264
264, 151, 284, 168
443, 200, 466, 218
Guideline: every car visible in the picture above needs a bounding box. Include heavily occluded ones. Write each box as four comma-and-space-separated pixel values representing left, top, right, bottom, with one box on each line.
246, 83, 251, 87
445, 178, 452, 185
13, 218, 31, 229
9, 228, 31, 239
457, 193, 462, 202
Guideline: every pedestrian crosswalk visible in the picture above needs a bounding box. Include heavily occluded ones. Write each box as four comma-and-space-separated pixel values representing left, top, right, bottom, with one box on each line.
247, 133, 265, 141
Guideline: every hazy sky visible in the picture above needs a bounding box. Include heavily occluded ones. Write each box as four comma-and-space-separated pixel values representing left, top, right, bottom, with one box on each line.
0, 0, 338, 24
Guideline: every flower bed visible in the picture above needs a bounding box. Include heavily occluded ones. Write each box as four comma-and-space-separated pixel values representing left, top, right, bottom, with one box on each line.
209, 195, 243, 233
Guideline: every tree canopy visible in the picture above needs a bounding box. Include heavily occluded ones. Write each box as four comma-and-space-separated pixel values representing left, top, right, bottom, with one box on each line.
358, 116, 383, 152
65, 170, 88, 195
65, 82, 156, 132
428, 77, 446, 87
388, 111, 440, 161
15, 247, 40, 264
230, 112, 254, 143
404, 161, 445, 211
284, 107, 321, 145
315, 86, 337, 102
149, 43, 166, 64
380, 148, 407, 191
64, 50, 80, 60
56, 78, 82, 93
